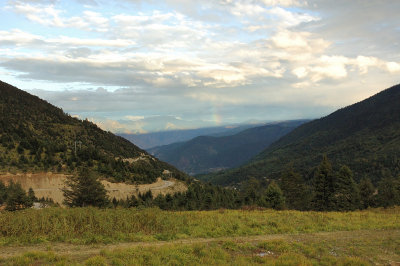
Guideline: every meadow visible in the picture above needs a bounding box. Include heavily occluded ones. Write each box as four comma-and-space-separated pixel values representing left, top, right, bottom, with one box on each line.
0, 207, 399, 265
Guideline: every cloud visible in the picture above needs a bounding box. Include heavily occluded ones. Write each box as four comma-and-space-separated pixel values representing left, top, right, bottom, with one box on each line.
386, 62, 400, 73
7, 1, 109, 31
270, 30, 330, 53
125, 115, 145, 121
2, 0, 400, 132
0, 29, 44, 46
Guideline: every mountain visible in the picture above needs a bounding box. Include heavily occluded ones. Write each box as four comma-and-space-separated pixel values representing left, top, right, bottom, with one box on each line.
149, 120, 307, 175
119, 124, 263, 149
202, 84, 400, 186
0, 80, 187, 183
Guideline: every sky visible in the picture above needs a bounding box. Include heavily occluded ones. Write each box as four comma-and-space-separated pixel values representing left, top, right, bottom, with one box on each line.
1, 0, 399, 133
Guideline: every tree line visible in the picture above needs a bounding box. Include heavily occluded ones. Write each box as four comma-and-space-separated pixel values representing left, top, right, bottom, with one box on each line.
2, 155, 398, 212
63, 156, 399, 211
280, 155, 400, 211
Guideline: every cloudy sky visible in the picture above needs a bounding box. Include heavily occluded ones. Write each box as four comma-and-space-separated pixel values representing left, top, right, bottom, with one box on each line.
1, 0, 399, 133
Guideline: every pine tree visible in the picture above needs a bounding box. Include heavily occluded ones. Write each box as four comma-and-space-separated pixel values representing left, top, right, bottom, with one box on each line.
359, 177, 375, 209
242, 178, 261, 206
264, 181, 285, 210
280, 169, 309, 210
312, 155, 335, 211
5, 180, 32, 211
27, 187, 37, 206
153, 194, 167, 209
333, 165, 360, 211
376, 177, 400, 208
0, 180, 7, 205
62, 169, 110, 207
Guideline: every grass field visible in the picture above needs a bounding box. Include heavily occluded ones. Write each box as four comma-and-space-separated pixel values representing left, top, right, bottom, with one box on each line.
0, 207, 399, 265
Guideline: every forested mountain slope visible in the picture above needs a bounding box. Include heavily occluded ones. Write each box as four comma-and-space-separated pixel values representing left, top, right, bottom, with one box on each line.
203, 84, 400, 186
149, 120, 307, 175
0, 80, 187, 183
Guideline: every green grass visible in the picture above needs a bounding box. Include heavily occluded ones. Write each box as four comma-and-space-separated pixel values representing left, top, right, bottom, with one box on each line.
1, 229, 399, 265
0, 207, 399, 245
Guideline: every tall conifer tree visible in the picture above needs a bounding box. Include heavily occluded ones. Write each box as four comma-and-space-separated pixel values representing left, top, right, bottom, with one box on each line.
280, 169, 308, 210
333, 165, 360, 211
312, 155, 335, 211
359, 177, 375, 209
62, 169, 110, 207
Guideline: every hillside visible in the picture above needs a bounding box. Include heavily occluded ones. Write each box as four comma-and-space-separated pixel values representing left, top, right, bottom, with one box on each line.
149, 120, 307, 175
0, 80, 187, 184
203, 84, 400, 186
119, 124, 262, 149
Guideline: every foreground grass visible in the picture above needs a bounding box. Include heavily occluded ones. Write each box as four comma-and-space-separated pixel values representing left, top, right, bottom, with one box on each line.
1, 229, 399, 265
0, 207, 399, 245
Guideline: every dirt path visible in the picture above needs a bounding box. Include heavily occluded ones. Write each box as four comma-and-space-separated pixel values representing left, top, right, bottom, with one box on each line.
1, 229, 399, 260
149, 180, 174, 190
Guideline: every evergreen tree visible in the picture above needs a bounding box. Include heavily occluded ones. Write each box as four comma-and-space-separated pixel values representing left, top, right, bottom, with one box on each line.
0, 180, 7, 205
127, 194, 139, 208
359, 177, 375, 209
62, 169, 110, 207
312, 155, 335, 211
27, 187, 37, 206
333, 165, 360, 211
153, 194, 167, 209
112, 197, 118, 208
376, 177, 400, 208
264, 181, 285, 210
5, 180, 32, 211
140, 190, 153, 207
280, 169, 309, 210
242, 178, 262, 206
204, 192, 213, 210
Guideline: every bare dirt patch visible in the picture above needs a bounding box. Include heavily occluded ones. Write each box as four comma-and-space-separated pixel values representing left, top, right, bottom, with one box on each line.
0, 173, 187, 204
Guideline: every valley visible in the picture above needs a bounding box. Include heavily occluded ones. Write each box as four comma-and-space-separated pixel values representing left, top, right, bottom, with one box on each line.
148, 120, 308, 175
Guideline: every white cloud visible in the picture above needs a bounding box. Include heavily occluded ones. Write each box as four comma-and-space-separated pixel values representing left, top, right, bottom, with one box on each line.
292, 67, 308, 78
271, 30, 330, 53
231, 2, 267, 17
0, 29, 42, 45
386, 62, 400, 73
259, 0, 305, 6
355, 56, 380, 75
125, 115, 145, 121
267, 6, 318, 28
7, 1, 109, 31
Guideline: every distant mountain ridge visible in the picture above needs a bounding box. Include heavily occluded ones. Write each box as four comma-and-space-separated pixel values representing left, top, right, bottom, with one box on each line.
202, 84, 400, 186
0, 80, 187, 183
149, 120, 307, 175
119, 124, 264, 149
